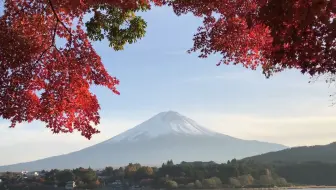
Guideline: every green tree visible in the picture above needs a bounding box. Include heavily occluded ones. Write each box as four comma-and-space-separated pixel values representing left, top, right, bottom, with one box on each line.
116, 167, 125, 178
229, 177, 241, 187
166, 160, 174, 166
231, 159, 238, 165
44, 169, 59, 184
102, 166, 114, 176
202, 178, 216, 188
73, 168, 97, 185
194, 170, 205, 180
275, 178, 288, 187
56, 170, 75, 186
212, 177, 222, 187
260, 175, 274, 187
262, 169, 272, 176
165, 180, 178, 189
202, 177, 222, 188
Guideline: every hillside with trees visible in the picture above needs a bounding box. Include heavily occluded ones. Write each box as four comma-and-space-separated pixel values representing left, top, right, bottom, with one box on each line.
243, 142, 336, 164
274, 162, 336, 186
3, 159, 336, 189
0, 160, 289, 189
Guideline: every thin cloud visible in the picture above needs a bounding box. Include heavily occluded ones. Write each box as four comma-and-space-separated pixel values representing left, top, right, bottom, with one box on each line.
0, 116, 141, 165
186, 110, 336, 147
183, 70, 256, 83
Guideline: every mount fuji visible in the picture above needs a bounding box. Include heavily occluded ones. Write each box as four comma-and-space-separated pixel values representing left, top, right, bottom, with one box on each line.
104, 111, 218, 143
0, 111, 287, 171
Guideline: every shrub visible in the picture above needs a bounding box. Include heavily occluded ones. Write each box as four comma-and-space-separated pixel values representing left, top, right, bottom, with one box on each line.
186, 183, 195, 188
195, 180, 202, 188
202, 177, 222, 188
238, 174, 254, 186
229, 177, 241, 187
165, 180, 178, 189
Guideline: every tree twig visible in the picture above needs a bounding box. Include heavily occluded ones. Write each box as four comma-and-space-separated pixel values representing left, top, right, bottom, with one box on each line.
48, 0, 73, 42
34, 19, 58, 65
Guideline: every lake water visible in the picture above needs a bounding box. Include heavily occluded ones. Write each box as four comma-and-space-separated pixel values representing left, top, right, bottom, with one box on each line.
288, 189, 336, 190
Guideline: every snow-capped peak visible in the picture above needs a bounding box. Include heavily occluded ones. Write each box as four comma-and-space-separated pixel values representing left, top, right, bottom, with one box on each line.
105, 111, 217, 143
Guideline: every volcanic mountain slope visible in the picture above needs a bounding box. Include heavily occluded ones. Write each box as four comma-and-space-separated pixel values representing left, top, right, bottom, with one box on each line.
243, 142, 336, 164
103, 111, 218, 143
0, 111, 287, 171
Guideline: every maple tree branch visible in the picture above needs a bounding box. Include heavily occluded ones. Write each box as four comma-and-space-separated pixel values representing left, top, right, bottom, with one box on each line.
53, 45, 63, 56
47, 1, 83, 91
52, 22, 58, 45
48, 0, 73, 42
34, 20, 58, 65
7, 20, 58, 79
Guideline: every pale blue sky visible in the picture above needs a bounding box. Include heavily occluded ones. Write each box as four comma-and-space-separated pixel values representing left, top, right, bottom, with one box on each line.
1, 5, 336, 165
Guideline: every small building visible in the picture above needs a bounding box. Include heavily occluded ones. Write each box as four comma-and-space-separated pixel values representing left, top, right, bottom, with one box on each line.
27, 172, 39, 177
65, 181, 76, 190
109, 180, 123, 190
98, 176, 110, 180
21, 171, 39, 178
96, 170, 104, 175
131, 185, 143, 190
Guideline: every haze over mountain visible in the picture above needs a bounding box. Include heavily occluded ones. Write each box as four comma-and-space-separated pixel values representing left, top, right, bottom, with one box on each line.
0, 111, 287, 172
243, 142, 336, 164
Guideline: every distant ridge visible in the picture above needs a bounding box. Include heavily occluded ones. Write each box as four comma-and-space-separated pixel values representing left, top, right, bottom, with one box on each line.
0, 111, 287, 172
243, 142, 336, 163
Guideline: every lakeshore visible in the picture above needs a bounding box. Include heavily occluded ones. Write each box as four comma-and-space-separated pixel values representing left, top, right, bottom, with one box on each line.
288, 186, 336, 189
193, 187, 336, 190
199, 187, 336, 190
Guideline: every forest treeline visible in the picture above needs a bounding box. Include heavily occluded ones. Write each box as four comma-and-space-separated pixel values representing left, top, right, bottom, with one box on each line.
2, 159, 336, 189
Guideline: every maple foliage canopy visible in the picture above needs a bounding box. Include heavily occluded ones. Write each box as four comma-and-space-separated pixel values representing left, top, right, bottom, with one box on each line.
0, 0, 335, 139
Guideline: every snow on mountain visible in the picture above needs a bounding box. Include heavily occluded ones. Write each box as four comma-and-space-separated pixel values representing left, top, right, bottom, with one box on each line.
0, 111, 288, 171
105, 111, 218, 143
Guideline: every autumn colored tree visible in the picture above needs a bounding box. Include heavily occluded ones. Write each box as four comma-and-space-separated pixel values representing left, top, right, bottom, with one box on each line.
0, 0, 158, 139
238, 174, 254, 186
125, 163, 141, 179
135, 166, 154, 180
1, 0, 335, 139
167, 0, 335, 76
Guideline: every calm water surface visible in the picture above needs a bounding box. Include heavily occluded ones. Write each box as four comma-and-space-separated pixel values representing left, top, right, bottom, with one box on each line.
289, 189, 336, 190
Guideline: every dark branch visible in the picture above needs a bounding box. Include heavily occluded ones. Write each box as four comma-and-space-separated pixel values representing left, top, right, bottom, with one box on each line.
34, 19, 58, 65
48, 0, 73, 42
